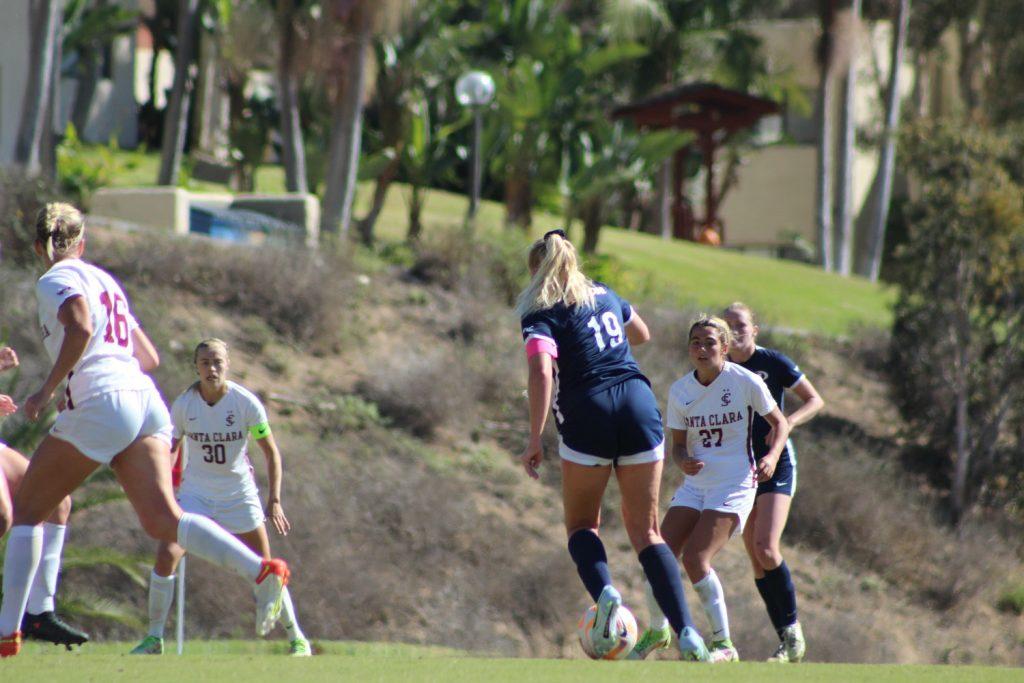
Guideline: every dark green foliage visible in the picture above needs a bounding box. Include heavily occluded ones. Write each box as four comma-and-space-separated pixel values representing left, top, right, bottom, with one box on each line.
889, 122, 1024, 519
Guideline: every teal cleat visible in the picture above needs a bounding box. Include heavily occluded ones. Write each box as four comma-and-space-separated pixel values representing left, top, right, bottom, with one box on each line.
590, 586, 623, 657
129, 635, 164, 655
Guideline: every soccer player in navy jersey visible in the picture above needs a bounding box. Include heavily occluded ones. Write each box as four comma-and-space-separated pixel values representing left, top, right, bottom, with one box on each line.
516, 230, 709, 661
724, 302, 825, 663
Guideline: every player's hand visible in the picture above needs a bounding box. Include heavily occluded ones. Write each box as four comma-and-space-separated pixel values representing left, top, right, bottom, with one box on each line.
680, 456, 705, 476
266, 501, 290, 536
56, 396, 67, 412
756, 456, 778, 482
0, 394, 17, 416
0, 347, 18, 373
23, 387, 54, 422
520, 436, 543, 480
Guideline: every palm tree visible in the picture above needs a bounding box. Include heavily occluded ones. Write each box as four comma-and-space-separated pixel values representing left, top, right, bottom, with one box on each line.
275, 0, 309, 193
834, 0, 861, 276
157, 0, 200, 186
16, 0, 64, 177
815, 0, 838, 271
862, 0, 909, 282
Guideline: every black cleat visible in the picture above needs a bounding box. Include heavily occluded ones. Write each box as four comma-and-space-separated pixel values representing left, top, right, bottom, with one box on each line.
21, 611, 90, 650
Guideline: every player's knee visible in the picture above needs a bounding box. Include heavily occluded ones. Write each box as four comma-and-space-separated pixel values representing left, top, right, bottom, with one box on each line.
627, 526, 661, 553
52, 495, 72, 524
681, 552, 710, 580
754, 539, 782, 569
139, 510, 179, 543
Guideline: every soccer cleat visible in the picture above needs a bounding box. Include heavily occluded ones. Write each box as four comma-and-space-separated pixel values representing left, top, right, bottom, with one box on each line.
21, 611, 90, 650
0, 632, 21, 658
709, 638, 740, 662
782, 622, 806, 662
677, 626, 711, 662
254, 558, 290, 637
767, 641, 789, 663
129, 635, 164, 655
288, 637, 312, 657
627, 624, 672, 660
589, 585, 623, 657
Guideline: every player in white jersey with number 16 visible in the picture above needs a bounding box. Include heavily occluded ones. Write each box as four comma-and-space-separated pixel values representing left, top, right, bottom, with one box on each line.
0, 203, 289, 658
130, 339, 310, 656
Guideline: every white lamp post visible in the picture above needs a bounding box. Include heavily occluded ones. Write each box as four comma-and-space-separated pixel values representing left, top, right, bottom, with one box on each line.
455, 70, 495, 225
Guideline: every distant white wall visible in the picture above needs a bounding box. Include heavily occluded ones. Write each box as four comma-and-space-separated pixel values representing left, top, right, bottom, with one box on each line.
0, 1, 32, 165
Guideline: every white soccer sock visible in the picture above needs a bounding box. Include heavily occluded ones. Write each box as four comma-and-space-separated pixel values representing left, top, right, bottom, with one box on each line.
26, 523, 66, 614
147, 571, 176, 638
176, 513, 262, 581
277, 587, 304, 640
0, 525, 43, 635
644, 580, 670, 631
693, 569, 730, 641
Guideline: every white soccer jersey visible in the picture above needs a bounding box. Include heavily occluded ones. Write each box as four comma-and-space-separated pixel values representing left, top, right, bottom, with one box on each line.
171, 381, 270, 499
666, 362, 777, 490
36, 259, 155, 405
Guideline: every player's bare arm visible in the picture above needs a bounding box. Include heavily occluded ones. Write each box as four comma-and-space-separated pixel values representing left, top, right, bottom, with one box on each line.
756, 408, 791, 482
624, 309, 651, 346
520, 351, 553, 480
671, 428, 703, 475
131, 327, 161, 373
786, 378, 824, 429
25, 296, 92, 421
256, 432, 290, 536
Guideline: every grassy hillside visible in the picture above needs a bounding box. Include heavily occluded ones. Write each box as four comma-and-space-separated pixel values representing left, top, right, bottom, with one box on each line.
0, 221, 1019, 667
98, 150, 891, 336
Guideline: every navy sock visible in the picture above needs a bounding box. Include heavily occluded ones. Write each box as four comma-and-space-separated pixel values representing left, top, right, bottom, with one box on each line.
762, 561, 798, 629
638, 543, 695, 635
567, 530, 612, 602
755, 575, 785, 638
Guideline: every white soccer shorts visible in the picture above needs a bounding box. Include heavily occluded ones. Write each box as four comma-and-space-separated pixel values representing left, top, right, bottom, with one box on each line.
669, 479, 757, 534
49, 388, 172, 465
177, 487, 264, 534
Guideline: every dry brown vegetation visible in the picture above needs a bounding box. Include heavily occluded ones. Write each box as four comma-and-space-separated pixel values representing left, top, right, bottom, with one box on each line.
0, 226, 1021, 664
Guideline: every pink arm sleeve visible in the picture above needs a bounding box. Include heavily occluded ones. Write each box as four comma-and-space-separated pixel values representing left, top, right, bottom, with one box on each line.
525, 337, 558, 359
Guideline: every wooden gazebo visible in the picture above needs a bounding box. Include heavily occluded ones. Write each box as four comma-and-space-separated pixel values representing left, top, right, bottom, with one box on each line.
612, 82, 780, 244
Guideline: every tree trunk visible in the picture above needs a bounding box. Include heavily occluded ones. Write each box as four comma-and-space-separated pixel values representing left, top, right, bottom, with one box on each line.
834, 0, 860, 276
815, 0, 836, 271
277, 0, 307, 194
862, 0, 909, 282
504, 173, 533, 230
70, 51, 100, 136
157, 0, 200, 186
658, 159, 671, 240
956, 18, 982, 119
950, 257, 972, 525
356, 154, 399, 245
321, 5, 372, 236
407, 184, 424, 242
40, 9, 63, 183
16, 0, 62, 176
581, 198, 603, 254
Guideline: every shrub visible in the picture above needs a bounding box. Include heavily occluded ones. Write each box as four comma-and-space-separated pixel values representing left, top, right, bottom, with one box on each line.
996, 583, 1024, 615
0, 171, 59, 266
56, 125, 122, 208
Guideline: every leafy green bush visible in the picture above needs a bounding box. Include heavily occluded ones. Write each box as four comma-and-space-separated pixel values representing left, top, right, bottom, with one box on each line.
996, 583, 1024, 615
56, 124, 121, 208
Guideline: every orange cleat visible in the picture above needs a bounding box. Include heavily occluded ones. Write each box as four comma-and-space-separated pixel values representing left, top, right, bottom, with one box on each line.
254, 558, 290, 636
0, 631, 22, 658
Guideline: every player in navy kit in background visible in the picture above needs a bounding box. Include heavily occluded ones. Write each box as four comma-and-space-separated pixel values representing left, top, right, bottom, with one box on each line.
516, 230, 709, 661
724, 303, 824, 663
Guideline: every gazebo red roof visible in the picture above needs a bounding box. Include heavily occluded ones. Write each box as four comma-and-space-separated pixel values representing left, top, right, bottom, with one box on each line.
611, 81, 780, 131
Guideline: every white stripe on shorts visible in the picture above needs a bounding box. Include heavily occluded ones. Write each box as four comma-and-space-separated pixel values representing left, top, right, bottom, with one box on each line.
559, 438, 664, 467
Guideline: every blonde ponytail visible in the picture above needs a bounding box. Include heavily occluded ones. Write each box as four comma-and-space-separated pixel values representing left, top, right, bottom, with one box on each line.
515, 232, 596, 317
35, 202, 85, 261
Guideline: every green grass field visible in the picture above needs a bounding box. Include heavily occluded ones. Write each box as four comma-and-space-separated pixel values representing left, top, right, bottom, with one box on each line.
6, 641, 1018, 682
95, 148, 893, 336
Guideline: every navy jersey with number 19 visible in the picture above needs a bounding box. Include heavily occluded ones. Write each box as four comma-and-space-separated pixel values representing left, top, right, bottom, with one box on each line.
520, 283, 643, 405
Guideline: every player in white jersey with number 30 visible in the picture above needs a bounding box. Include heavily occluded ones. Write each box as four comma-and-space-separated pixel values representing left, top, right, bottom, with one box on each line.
130, 339, 310, 656
0, 203, 289, 658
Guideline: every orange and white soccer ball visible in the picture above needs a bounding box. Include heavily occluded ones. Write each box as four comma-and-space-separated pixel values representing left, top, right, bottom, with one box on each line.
576, 603, 638, 660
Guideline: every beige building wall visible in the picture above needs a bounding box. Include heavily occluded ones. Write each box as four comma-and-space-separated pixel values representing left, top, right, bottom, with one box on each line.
0, 2, 32, 165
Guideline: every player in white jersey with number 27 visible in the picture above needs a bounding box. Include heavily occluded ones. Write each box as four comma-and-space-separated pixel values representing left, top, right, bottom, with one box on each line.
635, 316, 790, 663
130, 339, 310, 656
0, 203, 289, 658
